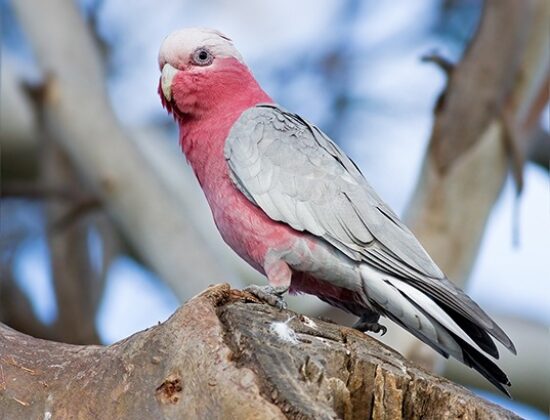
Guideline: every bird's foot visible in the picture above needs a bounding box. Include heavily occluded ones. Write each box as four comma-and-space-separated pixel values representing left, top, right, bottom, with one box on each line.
244, 284, 289, 310
353, 313, 387, 336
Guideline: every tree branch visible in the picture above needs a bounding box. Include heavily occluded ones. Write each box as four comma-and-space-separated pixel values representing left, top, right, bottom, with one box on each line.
527, 127, 550, 170
0, 284, 519, 419
43, 140, 102, 344
406, 0, 548, 284
0, 61, 39, 180
11, 0, 232, 300
395, 0, 550, 402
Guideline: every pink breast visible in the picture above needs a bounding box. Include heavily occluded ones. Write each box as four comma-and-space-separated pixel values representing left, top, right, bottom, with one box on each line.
206, 174, 298, 274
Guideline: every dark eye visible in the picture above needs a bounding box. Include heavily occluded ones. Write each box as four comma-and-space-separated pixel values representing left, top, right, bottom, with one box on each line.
192, 48, 214, 66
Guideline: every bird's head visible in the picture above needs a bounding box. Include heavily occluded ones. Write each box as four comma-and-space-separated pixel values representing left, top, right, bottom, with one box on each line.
158, 27, 271, 122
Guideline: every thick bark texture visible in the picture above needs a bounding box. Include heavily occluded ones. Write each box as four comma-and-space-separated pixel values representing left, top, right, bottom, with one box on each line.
0, 284, 518, 420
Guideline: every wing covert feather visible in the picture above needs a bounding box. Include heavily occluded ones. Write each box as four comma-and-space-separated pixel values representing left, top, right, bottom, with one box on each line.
225, 103, 442, 279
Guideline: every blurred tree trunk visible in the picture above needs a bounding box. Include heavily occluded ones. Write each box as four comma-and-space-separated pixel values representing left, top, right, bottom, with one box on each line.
397, 0, 549, 407
43, 139, 104, 345
406, 0, 549, 285
10, 0, 233, 300
0, 284, 520, 420
0, 61, 39, 180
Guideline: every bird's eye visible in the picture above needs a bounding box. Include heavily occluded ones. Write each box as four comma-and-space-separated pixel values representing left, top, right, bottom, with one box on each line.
192, 48, 214, 66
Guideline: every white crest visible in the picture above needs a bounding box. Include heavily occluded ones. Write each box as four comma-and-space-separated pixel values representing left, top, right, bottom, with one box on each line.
158, 27, 244, 69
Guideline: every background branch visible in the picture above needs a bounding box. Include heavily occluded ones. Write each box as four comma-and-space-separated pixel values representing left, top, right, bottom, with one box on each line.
11, 0, 234, 300
1, 0, 547, 413
42, 138, 103, 344
406, 0, 548, 285
388, 0, 550, 407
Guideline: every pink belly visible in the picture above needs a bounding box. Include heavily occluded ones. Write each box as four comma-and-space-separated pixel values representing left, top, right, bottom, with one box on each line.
204, 175, 361, 309
207, 180, 300, 273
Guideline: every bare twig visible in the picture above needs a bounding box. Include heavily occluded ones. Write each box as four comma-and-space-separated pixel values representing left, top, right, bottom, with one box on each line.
50, 197, 102, 232
0, 262, 53, 341
43, 140, 101, 345
421, 51, 455, 77
0, 182, 83, 201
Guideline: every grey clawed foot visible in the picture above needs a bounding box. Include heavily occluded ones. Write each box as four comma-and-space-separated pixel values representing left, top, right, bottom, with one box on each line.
353, 312, 387, 336
244, 284, 289, 310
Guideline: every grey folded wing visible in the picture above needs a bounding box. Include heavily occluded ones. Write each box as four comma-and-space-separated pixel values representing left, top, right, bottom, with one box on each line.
224, 103, 515, 353
225, 103, 441, 277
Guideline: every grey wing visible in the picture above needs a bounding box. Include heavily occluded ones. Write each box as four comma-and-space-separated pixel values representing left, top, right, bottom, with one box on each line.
224, 104, 515, 353
225, 104, 441, 278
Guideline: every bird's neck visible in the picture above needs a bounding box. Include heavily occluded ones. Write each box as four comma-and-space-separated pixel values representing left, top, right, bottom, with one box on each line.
177, 68, 272, 190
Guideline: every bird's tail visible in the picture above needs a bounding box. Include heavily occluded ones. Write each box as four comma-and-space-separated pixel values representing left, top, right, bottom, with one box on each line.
359, 265, 513, 397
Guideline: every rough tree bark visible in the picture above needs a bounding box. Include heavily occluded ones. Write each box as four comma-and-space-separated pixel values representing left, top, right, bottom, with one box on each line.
0, 284, 519, 420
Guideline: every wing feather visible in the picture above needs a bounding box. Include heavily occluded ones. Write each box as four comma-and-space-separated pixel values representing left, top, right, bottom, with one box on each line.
225, 104, 440, 275
224, 104, 515, 354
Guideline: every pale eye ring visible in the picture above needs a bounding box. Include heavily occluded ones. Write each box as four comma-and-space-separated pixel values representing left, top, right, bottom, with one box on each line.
192, 48, 214, 66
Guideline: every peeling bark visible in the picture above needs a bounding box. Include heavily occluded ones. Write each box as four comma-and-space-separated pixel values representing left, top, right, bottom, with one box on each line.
0, 284, 519, 419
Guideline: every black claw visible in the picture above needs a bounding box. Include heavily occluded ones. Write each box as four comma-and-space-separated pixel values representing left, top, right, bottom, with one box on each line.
353, 312, 387, 335
353, 321, 387, 335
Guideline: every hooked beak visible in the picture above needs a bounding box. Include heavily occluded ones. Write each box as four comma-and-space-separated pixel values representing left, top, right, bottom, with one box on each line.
161, 63, 179, 101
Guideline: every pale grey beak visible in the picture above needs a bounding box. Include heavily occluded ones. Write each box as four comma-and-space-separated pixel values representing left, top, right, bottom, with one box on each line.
161, 63, 179, 101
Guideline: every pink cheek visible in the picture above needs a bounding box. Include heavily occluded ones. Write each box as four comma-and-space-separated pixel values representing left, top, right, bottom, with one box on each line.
172, 75, 198, 110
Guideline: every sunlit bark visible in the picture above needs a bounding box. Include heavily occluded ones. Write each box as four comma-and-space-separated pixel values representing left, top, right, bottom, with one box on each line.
0, 285, 519, 419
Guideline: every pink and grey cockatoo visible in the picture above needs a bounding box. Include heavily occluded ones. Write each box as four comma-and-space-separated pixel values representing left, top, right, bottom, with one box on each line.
158, 28, 516, 395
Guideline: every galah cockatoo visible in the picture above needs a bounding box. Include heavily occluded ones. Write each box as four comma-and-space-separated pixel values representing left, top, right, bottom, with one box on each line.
158, 28, 516, 395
